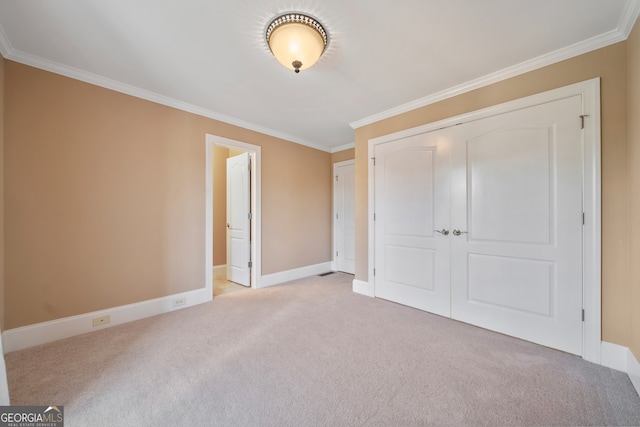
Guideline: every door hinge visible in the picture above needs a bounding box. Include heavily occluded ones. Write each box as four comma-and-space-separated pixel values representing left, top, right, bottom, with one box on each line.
373, 268, 376, 276
336, 251, 339, 257
248, 212, 253, 220
374, 213, 376, 221
582, 212, 585, 225
248, 261, 253, 268
336, 175, 339, 181
582, 309, 585, 322
580, 114, 589, 129
372, 157, 376, 166
336, 213, 339, 219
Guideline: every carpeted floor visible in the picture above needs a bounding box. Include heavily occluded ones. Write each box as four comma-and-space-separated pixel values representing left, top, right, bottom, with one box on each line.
5, 272, 640, 426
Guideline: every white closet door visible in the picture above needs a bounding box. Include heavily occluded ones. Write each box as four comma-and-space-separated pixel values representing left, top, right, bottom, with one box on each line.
450, 95, 583, 355
335, 162, 355, 274
374, 131, 452, 317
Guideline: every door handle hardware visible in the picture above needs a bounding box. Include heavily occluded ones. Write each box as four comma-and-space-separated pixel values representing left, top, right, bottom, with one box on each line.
226, 223, 231, 228
434, 229, 450, 236
452, 229, 468, 236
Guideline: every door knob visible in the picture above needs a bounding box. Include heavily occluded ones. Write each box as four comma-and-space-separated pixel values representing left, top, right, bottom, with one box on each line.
452, 229, 468, 236
226, 223, 231, 228
434, 229, 449, 236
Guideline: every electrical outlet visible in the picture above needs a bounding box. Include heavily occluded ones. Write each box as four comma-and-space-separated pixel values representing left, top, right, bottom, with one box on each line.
92, 315, 111, 327
173, 297, 186, 307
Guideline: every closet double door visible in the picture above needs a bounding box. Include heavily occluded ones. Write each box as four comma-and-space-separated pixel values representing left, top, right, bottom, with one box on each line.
374, 96, 583, 355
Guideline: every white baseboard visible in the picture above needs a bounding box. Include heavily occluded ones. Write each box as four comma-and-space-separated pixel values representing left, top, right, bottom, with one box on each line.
2, 287, 212, 354
601, 341, 640, 396
627, 347, 640, 395
601, 341, 628, 372
260, 262, 334, 288
353, 279, 374, 297
0, 339, 9, 405
1, 261, 332, 353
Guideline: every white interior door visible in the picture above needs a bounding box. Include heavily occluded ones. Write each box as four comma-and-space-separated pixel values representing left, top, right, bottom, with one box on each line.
335, 161, 355, 274
450, 95, 583, 355
374, 132, 452, 317
226, 152, 251, 286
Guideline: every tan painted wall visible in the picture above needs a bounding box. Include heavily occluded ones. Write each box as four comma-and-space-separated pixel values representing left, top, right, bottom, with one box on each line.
355, 42, 630, 347
4, 61, 332, 329
331, 148, 355, 164
0, 56, 5, 332
262, 141, 332, 273
628, 21, 640, 359
212, 145, 228, 267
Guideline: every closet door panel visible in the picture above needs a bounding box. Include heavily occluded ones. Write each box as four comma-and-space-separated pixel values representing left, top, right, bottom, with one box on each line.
450, 95, 583, 355
374, 130, 452, 317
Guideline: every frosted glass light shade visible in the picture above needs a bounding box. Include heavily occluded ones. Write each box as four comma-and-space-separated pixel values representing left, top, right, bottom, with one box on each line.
266, 14, 327, 73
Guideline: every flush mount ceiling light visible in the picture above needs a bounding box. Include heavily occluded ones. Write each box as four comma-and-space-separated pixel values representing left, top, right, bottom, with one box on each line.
266, 13, 328, 73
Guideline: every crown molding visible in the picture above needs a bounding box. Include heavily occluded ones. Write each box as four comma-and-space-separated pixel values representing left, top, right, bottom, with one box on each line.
0, 23, 11, 59
2, 45, 332, 153
331, 142, 355, 153
350, 3, 639, 130
2, 2, 637, 149
621, 0, 640, 36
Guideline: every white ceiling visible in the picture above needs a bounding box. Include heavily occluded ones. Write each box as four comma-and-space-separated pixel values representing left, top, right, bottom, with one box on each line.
0, 1, 638, 152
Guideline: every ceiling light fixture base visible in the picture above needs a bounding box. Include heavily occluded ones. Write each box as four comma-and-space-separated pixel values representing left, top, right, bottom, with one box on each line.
266, 13, 328, 73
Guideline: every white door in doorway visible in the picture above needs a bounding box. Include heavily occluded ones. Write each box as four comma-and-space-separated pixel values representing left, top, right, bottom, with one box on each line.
334, 161, 355, 274
450, 96, 583, 355
374, 131, 452, 317
374, 95, 584, 355
226, 152, 251, 286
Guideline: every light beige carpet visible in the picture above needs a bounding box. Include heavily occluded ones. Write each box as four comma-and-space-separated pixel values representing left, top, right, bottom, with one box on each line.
5, 272, 640, 426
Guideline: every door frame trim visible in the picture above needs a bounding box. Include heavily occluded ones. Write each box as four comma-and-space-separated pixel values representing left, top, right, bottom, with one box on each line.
367, 78, 601, 363
206, 134, 262, 290
333, 159, 355, 273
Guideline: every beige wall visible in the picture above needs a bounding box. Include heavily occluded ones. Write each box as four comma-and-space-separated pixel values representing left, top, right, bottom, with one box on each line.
262, 140, 331, 273
0, 56, 5, 332
628, 21, 640, 359
355, 42, 630, 347
331, 148, 355, 164
212, 145, 228, 267
4, 61, 332, 329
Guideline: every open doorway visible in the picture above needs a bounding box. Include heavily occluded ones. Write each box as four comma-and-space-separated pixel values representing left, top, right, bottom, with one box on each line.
205, 134, 261, 298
